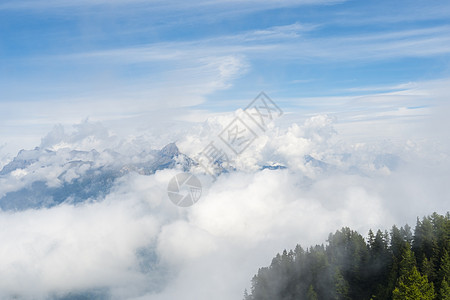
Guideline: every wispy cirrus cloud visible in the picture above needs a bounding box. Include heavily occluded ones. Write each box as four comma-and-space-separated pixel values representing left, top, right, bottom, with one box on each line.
51, 23, 450, 66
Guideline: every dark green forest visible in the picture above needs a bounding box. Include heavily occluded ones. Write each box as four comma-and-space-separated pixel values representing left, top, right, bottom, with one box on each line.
244, 212, 450, 300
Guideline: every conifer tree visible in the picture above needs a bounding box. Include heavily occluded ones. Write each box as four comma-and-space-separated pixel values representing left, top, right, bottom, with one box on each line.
422, 256, 436, 282
439, 249, 450, 300
439, 278, 450, 300
392, 247, 435, 300
440, 250, 450, 284
306, 285, 318, 300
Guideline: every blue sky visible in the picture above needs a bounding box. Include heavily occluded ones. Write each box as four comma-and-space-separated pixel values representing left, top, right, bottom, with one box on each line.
1, 0, 450, 154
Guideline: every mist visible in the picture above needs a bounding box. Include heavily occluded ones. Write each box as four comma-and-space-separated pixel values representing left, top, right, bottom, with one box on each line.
0, 109, 448, 299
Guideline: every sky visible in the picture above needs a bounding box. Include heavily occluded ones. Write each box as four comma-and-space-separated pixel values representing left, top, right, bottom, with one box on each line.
0, 0, 450, 299
1, 0, 450, 155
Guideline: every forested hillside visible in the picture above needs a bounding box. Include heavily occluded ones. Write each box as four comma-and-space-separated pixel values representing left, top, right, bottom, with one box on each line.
244, 212, 450, 300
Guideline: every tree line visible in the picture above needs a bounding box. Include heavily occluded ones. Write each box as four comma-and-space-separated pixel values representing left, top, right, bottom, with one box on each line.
244, 212, 450, 300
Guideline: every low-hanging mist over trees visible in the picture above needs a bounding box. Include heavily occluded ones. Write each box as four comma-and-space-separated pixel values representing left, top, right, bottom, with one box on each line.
245, 212, 450, 300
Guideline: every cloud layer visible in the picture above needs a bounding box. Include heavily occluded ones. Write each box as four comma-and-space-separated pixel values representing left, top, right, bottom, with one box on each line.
0, 111, 448, 299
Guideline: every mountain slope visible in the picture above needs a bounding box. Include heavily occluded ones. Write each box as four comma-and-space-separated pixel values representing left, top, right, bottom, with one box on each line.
245, 212, 450, 300
0, 143, 191, 210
